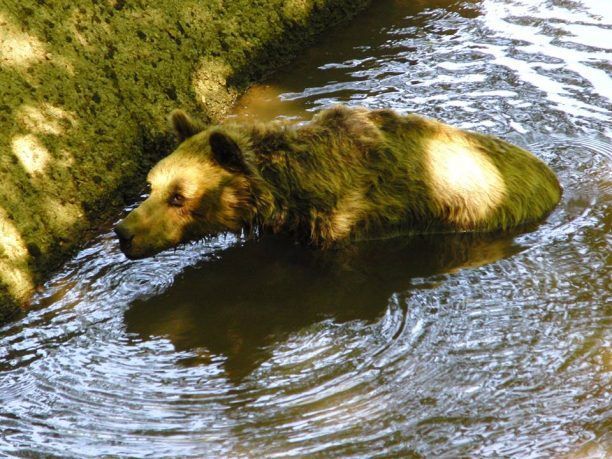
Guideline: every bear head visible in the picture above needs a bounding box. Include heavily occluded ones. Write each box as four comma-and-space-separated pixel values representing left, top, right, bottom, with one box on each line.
114, 110, 255, 259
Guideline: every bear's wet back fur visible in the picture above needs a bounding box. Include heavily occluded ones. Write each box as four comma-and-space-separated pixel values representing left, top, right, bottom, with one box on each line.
115, 105, 561, 258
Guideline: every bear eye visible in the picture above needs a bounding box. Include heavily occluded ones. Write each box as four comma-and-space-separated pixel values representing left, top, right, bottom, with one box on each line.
169, 192, 186, 207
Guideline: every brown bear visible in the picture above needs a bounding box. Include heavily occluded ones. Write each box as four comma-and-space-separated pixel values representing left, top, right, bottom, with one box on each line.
114, 105, 561, 259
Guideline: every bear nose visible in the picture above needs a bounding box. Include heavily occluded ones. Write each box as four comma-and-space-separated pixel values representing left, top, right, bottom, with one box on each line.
114, 223, 134, 245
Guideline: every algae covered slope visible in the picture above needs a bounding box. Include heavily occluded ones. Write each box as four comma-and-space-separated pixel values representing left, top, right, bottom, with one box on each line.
0, 0, 371, 323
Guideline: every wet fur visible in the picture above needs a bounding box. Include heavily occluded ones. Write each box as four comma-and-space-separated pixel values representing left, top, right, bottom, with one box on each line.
117, 105, 561, 257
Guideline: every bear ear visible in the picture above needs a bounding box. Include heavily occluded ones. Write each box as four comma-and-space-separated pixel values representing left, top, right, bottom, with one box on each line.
209, 130, 249, 174
169, 109, 203, 141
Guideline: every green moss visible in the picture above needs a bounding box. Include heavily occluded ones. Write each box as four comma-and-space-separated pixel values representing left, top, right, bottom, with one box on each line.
0, 0, 372, 323
0, 284, 21, 325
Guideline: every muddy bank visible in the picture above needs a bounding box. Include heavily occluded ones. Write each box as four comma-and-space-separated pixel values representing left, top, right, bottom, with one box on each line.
0, 0, 371, 323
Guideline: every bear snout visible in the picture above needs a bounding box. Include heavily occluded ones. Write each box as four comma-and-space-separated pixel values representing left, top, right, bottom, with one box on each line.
114, 222, 134, 249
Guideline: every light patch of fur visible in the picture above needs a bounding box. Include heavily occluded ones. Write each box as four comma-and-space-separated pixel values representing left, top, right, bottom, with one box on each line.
217, 185, 247, 231
148, 154, 224, 199
329, 189, 367, 240
425, 134, 507, 228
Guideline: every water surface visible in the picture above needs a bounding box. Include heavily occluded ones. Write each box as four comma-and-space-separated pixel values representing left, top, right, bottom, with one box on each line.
1, 0, 610, 457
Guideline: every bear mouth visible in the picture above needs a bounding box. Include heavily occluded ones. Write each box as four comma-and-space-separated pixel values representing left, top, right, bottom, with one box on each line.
118, 241, 138, 259
117, 240, 152, 260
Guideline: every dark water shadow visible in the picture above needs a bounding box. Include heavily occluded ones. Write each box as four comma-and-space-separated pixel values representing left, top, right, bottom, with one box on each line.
124, 231, 523, 381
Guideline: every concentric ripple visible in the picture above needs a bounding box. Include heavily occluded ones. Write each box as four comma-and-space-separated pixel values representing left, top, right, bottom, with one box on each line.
1, 0, 610, 457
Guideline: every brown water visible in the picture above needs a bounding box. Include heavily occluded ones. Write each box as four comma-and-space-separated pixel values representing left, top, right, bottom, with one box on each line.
1, 0, 611, 457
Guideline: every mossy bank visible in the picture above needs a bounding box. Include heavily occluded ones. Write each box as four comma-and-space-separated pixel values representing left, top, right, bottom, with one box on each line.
0, 0, 371, 324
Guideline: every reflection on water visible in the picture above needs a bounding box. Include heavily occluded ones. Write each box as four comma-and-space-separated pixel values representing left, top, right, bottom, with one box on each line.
125, 233, 521, 380
1, 0, 610, 457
